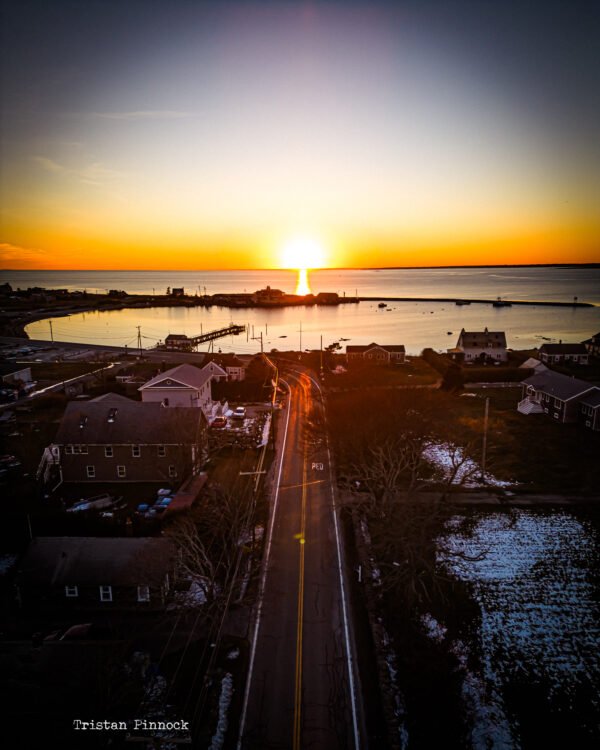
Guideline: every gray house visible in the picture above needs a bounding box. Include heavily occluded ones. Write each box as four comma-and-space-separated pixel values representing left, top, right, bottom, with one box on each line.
346, 343, 406, 365
518, 370, 600, 425
539, 343, 589, 365
16, 537, 177, 611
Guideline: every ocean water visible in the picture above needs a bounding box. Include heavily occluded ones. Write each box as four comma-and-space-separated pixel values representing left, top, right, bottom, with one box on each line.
4, 267, 599, 354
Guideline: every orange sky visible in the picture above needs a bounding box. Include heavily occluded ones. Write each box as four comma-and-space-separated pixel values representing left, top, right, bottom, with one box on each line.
1, 2, 599, 270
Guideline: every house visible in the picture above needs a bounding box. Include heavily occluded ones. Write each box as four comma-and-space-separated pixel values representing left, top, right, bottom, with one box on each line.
49, 393, 207, 483
171, 287, 185, 297
16, 537, 176, 611
518, 370, 600, 425
164, 333, 194, 352
582, 332, 600, 358
252, 286, 285, 304
0, 363, 33, 385
346, 343, 406, 365
139, 363, 213, 414
539, 343, 589, 365
448, 328, 507, 362
202, 354, 247, 381
580, 390, 600, 431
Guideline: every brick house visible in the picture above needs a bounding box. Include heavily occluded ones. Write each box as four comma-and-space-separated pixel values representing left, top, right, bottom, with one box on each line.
346, 343, 406, 365
518, 370, 600, 426
539, 343, 589, 365
51, 393, 207, 483
16, 537, 177, 611
139, 363, 213, 415
448, 328, 507, 362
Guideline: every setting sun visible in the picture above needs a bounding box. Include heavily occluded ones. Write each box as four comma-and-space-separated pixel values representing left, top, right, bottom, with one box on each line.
280, 237, 327, 270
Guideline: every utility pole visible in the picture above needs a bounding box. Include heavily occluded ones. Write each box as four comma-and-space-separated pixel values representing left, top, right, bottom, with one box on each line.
49, 320, 54, 342
320, 334, 323, 375
299, 321, 302, 353
136, 326, 143, 358
481, 396, 489, 480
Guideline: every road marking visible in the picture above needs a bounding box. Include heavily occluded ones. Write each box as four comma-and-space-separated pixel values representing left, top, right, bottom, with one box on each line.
305, 371, 362, 750
293, 421, 308, 750
237, 378, 292, 750
279, 478, 326, 491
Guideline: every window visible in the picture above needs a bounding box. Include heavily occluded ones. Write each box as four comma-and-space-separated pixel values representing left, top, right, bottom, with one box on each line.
65, 445, 74, 455
137, 585, 150, 602
86, 465, 96, 478
99, 585, 112, 602
169, 465, 177, 478
132, 445, 141, 457
73, 445, 88, 454
105, 446, 113, 458
158, 445, 166, 457
117, 465, 126, 478
65, 585, 78, 598
553, 413, 559, 419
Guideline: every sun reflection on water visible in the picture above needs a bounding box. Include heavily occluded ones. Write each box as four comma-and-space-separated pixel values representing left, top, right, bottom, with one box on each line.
295, 268, 311, 295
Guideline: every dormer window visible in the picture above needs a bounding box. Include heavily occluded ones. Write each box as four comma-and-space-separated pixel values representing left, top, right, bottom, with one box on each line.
107, 408, 118, 423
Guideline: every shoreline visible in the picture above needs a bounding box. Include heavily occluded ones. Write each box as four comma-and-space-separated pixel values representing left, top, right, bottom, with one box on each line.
6, 293, 596, 341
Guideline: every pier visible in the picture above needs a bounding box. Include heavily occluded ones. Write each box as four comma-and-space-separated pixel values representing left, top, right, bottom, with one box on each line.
159, 324, 246, 352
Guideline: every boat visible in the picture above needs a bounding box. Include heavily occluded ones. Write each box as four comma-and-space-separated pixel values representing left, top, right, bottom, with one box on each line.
493, 297, 512, 307
455, 300, 471, 305
447, 331, 453, 335
378, 302, 387, 308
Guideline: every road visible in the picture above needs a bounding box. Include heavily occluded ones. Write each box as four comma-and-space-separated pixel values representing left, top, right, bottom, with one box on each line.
238, 368, 363, 749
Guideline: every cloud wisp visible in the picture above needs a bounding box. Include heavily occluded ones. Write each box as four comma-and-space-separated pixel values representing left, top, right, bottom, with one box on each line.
32, 156, 124, 187
89, 110, 193, 121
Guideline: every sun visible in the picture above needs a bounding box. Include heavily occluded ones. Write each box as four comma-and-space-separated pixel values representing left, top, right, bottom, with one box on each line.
280, 237, 326, 270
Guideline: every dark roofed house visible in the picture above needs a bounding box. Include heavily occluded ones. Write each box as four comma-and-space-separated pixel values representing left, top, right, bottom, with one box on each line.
16, 537, 176, 611
582, 332, 600, 358
518, 370, 600, 425
580, 390, 600, 431
50, 393, 207, 484
346, 342, 405, 365
448, 327, 507, 362
164, 333, 193, 351
539, 343, 589, 365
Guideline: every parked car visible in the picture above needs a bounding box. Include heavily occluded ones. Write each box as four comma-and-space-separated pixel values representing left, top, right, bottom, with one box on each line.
233, 406, 246, 420
211, 416, 227, 428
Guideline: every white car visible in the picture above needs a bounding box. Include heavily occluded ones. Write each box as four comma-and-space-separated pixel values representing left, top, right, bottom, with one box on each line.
233, 406, 246, 419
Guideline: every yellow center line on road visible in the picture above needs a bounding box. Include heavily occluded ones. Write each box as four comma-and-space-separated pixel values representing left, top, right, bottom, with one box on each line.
293, 387, 308, 750
280, 479, 326, 491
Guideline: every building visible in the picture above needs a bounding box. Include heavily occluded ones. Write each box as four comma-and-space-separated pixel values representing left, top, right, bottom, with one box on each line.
518, 370, 600, 426
0, 363, 33, 386
139, 364, 213, 414
519, 357, 548, 373
202, 354, 247, 381
582, 332, 600, 358
16, 537, 176, 611
164, 333, 194, 351
346, 343, 406, 365
171, 287, 185, 297
539, 343, 589, 365
448, 327, 507, 362
49, 393, 207, 483
580, 390, 600, 431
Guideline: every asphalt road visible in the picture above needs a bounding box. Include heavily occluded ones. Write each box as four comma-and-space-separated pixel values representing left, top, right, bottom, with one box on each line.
238, 368, 363, 749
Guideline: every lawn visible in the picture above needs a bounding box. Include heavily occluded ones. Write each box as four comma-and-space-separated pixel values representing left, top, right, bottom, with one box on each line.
325, 356, 439, 389
328, 385, 600, 494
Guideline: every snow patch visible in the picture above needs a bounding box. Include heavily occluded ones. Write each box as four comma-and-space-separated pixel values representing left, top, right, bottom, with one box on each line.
423, 443, 513, 488
209, 673, 234, 750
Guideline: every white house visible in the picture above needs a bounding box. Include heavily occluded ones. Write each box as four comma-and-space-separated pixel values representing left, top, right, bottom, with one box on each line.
139, 364, 213, 416
448, 328, 507, 362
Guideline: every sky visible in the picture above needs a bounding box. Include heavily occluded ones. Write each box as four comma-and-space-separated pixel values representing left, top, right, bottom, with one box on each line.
1, 0, 599, 270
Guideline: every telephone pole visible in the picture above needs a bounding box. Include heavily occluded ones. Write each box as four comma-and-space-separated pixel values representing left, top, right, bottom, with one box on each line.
320, 334, 323, 375
49, 320, 54, 342
136, 326, 143, 358
481, 396, 489, 480
299, 321, 302, 353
